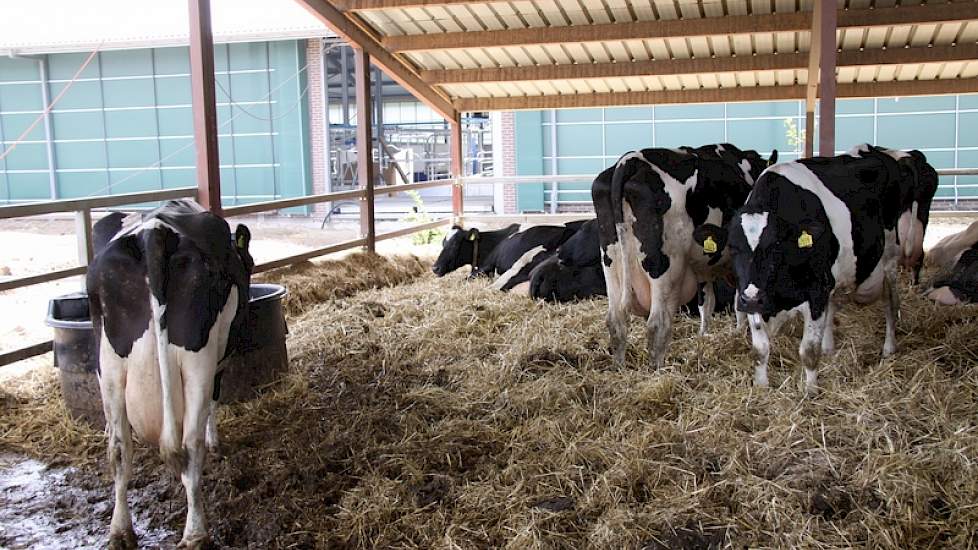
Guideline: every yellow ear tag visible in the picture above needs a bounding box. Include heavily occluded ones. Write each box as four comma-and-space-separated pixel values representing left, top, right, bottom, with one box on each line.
468, 232, 477, 241
798, 230, 813, 248
703, 236, 717, 254
236, 234, 246, 249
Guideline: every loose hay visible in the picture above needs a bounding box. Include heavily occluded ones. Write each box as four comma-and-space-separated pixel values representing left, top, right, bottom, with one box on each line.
2, 256, 978, 548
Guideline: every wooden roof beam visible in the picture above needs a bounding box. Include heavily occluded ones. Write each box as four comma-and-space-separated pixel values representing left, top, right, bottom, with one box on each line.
334, 0, 483, 9
454, 78, 978, 112
294, 0, 456, 120
423, 44, 978, 84
385, 2, 978, 52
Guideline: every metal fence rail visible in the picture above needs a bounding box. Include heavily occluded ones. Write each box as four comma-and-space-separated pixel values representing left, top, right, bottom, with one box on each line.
0, 179, 456, 367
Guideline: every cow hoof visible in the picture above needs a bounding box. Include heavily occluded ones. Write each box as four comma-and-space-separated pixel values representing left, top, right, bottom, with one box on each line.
108, 527, 137, 550
177, 534, 211, 550
882, 342, 897, 358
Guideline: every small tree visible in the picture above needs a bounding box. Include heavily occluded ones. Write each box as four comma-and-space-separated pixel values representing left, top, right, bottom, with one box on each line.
783, 117, 804, 152
401, 190, 446, 245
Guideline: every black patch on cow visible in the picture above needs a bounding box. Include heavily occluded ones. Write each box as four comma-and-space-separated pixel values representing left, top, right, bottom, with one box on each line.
432, 223, 519, 276
930, 243, 978, 303
590, 165, 618, 267
92, 212, 126, 256
87, 235, 153, 358
529, 220, 606, 302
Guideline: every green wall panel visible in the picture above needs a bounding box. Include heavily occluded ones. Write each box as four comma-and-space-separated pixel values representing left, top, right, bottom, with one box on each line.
515, 111, 545, 212
655, 104, 724, 120
1, 40, 311, 206
104, 109, 157, 138
837, 99, 875, 115
4, 143, 47, 170
52, 111, 105, 139
604, 123, 652, 156
876, 113, 955, 150
0, 57, 41, 81
878, 96, 956, 114
727, 118, 795, 152
958, 94, 978, 110
605, 107, 653, 121
556, 125, 602, 156
102, 79, 156, 108
1, 83, 44, 111
958, 112, 978, 147
7, 173, 49, 201
556, 108, 602, 123
836, 116, 874, 148
655, 120, 723, 148
728, 101, 798, 118
56, 142, 107, 169
58, 173, 109, 199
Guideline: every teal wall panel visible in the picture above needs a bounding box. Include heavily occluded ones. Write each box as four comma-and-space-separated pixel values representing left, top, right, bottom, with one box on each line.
515, 111, 545, 212
556, 125, 602, 156
604, 123, 652, 155
1, 40, 310, 206
655, 120, 723, 148
876, 113, 955, 150
56, 142, 107, 169
514, 95, 978, 209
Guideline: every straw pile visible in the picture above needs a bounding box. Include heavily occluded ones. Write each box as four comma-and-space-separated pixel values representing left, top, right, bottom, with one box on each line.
2, 254, 977, 549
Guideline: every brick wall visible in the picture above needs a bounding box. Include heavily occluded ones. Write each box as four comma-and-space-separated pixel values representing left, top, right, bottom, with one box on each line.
500, 111, 517, 214
306, 38, 328, 215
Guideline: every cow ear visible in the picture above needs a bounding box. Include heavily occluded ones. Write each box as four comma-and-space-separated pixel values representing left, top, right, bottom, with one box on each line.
693, 223, 728, 255
234, 224, 251, 251
468, 228, 480, 241
768, 150, 778, 166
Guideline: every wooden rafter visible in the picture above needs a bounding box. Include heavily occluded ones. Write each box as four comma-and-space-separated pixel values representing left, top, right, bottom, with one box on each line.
384, 3, 978, 52
334, 0, 479, 9
422, 45, 978, 85
453, 78, 978, 112
294, 0, 456, 120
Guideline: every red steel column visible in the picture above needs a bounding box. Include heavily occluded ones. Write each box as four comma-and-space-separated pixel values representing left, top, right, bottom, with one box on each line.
188, 0, 222, 214
818, 0, 838, 157
354, 48, 376, 252
450, 113, 464, 219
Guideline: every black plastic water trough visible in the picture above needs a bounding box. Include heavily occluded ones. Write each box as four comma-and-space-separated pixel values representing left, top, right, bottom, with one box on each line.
45, 284, 289, 427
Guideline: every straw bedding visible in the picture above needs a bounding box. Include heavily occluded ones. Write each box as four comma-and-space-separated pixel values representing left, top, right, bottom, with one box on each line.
1, 251, 977, 548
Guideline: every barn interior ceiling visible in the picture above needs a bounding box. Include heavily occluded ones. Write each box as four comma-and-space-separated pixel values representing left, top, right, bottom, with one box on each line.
297, 0, 978, 116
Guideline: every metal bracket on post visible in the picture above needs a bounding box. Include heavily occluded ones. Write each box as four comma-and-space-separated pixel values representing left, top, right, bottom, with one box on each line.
75, 209, 93, 290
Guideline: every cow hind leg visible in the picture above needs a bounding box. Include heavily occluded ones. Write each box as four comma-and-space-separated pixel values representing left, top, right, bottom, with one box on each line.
646, 274, 680, 369
177, 349, 218, 549
602, 249, 629, 366
883, 271, 900, 357
99, 343, 137, 550
821, 300, 836, 356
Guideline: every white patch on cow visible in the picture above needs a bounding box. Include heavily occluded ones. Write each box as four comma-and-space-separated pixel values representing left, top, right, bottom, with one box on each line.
747, 313, 770, 387
716, 144, 725, 153
769, 162, 857, 288
149, 293, 182, 464
123, 327, 165, 446
491, 246, 546, 291
445, 227, 461, 242
740, 212, 768, 251
743, 284, 760, 299
880, 147, 910, 160
739, 158, 754, 185
616, 151, 644, 167
846, 143, 872, 156
706, 207, 723, 226
901, 201, 919, 258
928, 286, 961, 305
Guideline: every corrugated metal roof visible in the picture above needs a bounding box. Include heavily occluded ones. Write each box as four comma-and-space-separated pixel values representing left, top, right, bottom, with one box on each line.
343, 0, 978, 109
1, 0, 333, 54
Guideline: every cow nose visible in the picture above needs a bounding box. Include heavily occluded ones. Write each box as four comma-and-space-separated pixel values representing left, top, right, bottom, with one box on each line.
431, 265, 442, 276
738, 283, 765, 313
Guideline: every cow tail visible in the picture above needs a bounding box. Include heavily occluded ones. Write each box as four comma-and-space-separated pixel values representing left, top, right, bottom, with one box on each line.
142, 223, 186, 473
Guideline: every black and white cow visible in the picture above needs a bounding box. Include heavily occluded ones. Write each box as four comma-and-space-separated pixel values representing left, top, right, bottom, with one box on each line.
847, 144, 939, 284
682, 142, 776, 186
431, 220, 585, 293
593, 148, 754, 367
527, 216, 738, 314
728, 155, 903, 395
925, 221, 978, 305
87, 200, 253, 549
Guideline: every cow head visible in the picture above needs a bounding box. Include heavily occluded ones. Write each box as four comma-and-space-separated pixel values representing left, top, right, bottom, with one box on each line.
432, 225, 479, 276
528, 255, 605, 302
728, 174, 836, 318
234, 224, 254, 276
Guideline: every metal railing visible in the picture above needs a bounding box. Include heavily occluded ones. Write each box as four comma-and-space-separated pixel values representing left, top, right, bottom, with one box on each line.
0, 179, 455, 367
